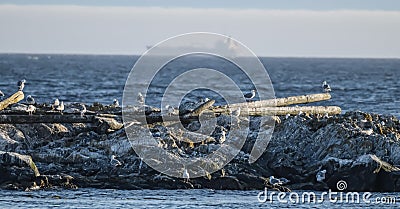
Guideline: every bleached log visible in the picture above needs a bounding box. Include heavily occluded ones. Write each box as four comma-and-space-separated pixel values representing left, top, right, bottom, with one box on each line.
212, 93, 331, 112
0, 91, 24, 111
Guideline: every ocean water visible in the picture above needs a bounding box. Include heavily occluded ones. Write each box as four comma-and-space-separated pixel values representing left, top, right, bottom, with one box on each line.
0, 189, 399, 208
0, 54, 399, 116
1, 54, 400, 208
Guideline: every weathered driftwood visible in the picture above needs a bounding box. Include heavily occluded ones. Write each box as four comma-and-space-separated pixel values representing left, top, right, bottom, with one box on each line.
370, 154, 400, 173
212, 93, 331, 111
0, 91, 24, 111
188, 99, 215, 116
0, 114, 95, 124
238, 106, 342, 116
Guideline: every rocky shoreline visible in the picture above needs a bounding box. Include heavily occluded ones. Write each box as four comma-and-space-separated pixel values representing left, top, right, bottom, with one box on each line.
1, 103, 400, 192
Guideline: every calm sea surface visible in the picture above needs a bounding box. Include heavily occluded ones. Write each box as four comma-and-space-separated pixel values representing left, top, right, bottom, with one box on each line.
0, 54, 400, 208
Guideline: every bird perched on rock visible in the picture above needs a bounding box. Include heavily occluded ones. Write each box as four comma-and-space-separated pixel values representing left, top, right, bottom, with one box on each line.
137, 92, 144, 104
56, 101, 64, 113
27, 105, 36, 115
316, 169, 327, 182
18, 79, 26, 91
322, 81, 331, 93
244, 89, 256, 101
279, 177, 290, 185
26, 95, 35, 105
52, 98, 60, 110
268, 176, 283, 186
112, 99, 119, 108
163, 105, 175, 115
110, 155, 122, 167
183, 168, 190, 183
219, 129, 226, 144
0, 90, 4, 100
80, 104, 87, 117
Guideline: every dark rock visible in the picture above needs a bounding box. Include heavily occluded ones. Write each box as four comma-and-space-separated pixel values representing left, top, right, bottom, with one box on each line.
1, 111, 400, 191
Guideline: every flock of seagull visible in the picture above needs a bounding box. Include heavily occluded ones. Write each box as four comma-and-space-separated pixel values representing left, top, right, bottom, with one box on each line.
0, 79, 123, 116
1, 80, 333, 183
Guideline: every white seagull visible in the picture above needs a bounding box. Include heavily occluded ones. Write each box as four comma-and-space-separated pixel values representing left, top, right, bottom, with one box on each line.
244, 89, 256, 101
113, 99, 119, 108
322, 81, 331, 93
52, 98, 60, 110
80, 104, 87, 117
164, 105, 175, 115
219, 130, 226, 144
27, 105, 36, 115
183, 168, 190, 183
268, 176, 282, 186
0, 90, 4, 98
18, 79, 26, 91
279, 177, 290, 185
56, 101, 64, 113
26, 95, 35, 105
316, 169, 327, 182
137, 92, 144, 104
110, 155, 122, 167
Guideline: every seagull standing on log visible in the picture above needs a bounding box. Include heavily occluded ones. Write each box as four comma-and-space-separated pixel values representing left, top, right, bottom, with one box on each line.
27, 105, 36, 115
244, 89, 256, 101
80, 104, 87, 117
56, 101, 64, 113
26, 95, 35, 105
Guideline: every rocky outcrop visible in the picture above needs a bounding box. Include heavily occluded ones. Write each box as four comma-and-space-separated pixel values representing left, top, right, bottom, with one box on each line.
1, 110, 400, 191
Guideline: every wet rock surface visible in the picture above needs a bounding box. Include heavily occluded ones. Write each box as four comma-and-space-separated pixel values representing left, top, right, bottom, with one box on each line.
1, 109, 400, 192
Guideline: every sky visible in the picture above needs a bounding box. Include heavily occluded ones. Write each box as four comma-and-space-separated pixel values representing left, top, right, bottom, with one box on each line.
0, 0, 400, 58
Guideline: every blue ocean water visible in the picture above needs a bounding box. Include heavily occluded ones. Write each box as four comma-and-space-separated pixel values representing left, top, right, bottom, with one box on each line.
1, 54, 400, 208
1, 54, 399, 116
0, 189, 399, 208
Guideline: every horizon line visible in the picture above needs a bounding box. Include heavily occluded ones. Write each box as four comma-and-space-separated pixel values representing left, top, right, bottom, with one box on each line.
1, 52, 399, 60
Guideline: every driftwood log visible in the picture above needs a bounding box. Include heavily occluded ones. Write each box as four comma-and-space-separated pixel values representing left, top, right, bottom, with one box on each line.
0, 93, 341, 124
211, 93, 331, 112
0, 91, 24, 111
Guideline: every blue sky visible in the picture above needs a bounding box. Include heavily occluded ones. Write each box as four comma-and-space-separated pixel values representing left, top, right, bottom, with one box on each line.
0, 1, 399, 57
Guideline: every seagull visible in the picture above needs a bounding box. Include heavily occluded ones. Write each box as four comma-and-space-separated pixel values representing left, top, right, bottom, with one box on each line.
137, 92, 144, 104
163, 105, 175, 115
56, 101, 64, 113
27, 105, 36, 115
268, 176, 282, 186
219, 130, 226, 144
80, 104, 87, 117
18, 79, 26, 91
231, 107, 241, 117
138, 158, 144, 174
244, 89, 256, 101
0, 90, 4, 98
26, 95, 35, 105
316, 169, 327, 182
183, 168, 190, 183
52, 98, 60, 109
112, 99, 119, 108
322, 81, 331, 93
279, 177, 290, 185
110, 155, 122, 167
